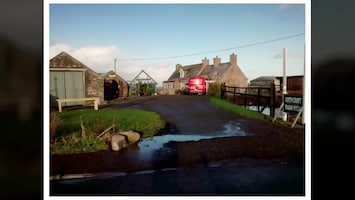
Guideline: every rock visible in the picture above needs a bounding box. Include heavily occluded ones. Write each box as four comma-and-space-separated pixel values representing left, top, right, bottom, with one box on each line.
111, 134, 128, 151
110, 131, 141, 152
118, 131, 140, 144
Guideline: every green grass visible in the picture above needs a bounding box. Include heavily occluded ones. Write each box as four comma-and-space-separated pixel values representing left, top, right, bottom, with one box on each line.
210, 96, 266, 120
50, 132, 108, 154
54, 108, 165, 138
50, 108, 165, 154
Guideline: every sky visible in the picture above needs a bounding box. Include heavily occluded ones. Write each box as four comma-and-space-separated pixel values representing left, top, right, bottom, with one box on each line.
49, 1, 306, 86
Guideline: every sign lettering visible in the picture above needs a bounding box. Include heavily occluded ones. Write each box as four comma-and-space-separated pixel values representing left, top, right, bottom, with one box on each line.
284, 94, 303, 113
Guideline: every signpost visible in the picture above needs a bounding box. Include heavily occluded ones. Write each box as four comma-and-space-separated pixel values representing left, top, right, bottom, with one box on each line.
284, 94, 303, 113
273, 94, 304, 128
272, 47, 304, 127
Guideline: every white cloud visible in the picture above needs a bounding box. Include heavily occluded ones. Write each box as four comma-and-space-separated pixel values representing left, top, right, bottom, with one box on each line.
145, 61, 174, 85
70, 45, 120, 73
50, 43, 72, 58
277, 4, 304, 12
49, 43, 174, 86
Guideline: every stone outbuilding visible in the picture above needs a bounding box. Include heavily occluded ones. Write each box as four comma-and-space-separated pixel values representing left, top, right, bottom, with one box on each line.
162, 53, 248, 95
50, 51, 128, 107
249, 76, 281, 87
100, 70, 129, 99
250, 75, 304, 94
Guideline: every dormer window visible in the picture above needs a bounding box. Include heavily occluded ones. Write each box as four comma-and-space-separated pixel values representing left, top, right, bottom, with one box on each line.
179, 68, 184, 78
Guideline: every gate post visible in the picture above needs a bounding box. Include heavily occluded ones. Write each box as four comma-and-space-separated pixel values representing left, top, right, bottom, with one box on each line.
221, 83, 226, 99
270, 82, 275, 118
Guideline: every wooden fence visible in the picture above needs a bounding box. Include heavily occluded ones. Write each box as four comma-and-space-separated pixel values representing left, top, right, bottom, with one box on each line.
220, 83, 282, 117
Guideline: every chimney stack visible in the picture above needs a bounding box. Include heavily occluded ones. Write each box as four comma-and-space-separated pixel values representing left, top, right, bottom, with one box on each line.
230, 53, 237, 66
202, 57, 209, 67
176, 64, 182, 71
198, 57, 210, 75
213, 56, 221, 67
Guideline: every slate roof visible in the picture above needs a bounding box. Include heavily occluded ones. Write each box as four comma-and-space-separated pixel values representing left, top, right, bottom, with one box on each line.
167, 62, 231, 81
167, 64, 201, 80
100, 70, 128, 83
50, 51, 87, 69
250, 76, 278, 82
201, 63, 230, 77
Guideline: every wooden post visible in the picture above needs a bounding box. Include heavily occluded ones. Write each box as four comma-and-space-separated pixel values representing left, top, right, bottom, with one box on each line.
270, 82, 275, 118
244, 87, 248, 108
221, 83, 225, 99
292, 106, 304, 128
233, 87, 236, 104
57, 100, 62, 112
257, 88, 261, 112
94, 99, 98, 110
272, 102, 284, 122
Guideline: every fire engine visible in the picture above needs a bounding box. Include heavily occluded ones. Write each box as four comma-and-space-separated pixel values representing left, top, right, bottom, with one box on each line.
184, 76, 206, 95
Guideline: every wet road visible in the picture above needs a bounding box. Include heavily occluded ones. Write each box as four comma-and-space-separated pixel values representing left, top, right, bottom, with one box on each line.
51, 158, 304, 195
50, 95, 305, 196
107, 95, 240, 134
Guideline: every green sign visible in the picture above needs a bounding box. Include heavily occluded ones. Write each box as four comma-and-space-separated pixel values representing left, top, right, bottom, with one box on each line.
284, 94, 303, 113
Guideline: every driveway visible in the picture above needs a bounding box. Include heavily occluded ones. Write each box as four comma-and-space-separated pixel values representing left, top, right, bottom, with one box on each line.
106, 95, 239, 134
50, 95, 305, 195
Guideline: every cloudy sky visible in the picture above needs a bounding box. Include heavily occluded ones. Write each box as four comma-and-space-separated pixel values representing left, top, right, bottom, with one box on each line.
48, 1, 307, 86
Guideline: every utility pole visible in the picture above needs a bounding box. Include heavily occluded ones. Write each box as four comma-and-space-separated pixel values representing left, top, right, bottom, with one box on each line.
283, 48, 287, 95
114, 58, 117, 73
281, 48, 288, 121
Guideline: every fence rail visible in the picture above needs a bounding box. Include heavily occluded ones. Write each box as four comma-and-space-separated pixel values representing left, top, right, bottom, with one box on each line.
221, 83, 282, 117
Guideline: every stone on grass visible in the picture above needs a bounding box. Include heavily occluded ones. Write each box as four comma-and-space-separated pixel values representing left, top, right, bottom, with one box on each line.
111, 134, 128, 151
118, 131, 140, 144
110, 131, 141, 152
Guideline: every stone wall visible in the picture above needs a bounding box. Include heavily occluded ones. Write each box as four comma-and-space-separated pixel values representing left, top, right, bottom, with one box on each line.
84, 68, 105, 104
220, 64, 248, 87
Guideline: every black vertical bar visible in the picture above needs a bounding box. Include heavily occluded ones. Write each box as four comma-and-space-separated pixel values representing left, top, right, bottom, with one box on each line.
257, 87, 261, 112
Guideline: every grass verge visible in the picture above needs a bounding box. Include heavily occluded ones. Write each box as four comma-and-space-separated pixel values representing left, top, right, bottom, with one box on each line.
210, 96, 266, 120
50, 108, 165, 154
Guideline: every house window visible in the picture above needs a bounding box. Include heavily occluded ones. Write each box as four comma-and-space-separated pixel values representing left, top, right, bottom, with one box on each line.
179, 68, 184, 78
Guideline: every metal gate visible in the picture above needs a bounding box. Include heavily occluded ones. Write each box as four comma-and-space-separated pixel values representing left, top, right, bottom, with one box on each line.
50, 71, 85, 106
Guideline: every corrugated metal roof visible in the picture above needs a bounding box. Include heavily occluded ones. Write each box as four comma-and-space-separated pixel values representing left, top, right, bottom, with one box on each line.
250, 76, 278, 82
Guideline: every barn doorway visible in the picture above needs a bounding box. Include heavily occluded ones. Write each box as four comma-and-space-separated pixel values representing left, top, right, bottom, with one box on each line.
104, 79, 119, 101
50, 71, 85, 106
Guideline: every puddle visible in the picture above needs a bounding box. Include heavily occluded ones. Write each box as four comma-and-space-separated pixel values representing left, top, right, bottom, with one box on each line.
126, 120, 248, 160
54, 120, 250, 181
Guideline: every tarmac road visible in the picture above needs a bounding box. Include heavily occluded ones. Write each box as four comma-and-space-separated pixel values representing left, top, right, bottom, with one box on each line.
106, 95, 240, 134
50, 95, 305, 196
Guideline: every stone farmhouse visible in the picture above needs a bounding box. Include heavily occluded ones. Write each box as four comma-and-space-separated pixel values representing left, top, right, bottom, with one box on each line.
162, 53, 248, 95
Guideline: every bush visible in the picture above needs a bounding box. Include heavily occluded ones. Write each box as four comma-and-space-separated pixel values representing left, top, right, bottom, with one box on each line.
175, 89, 183, 95
208, 83, 221, 97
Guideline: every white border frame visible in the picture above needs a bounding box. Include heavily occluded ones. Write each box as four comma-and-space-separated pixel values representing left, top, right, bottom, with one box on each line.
43, 1, 311, 199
